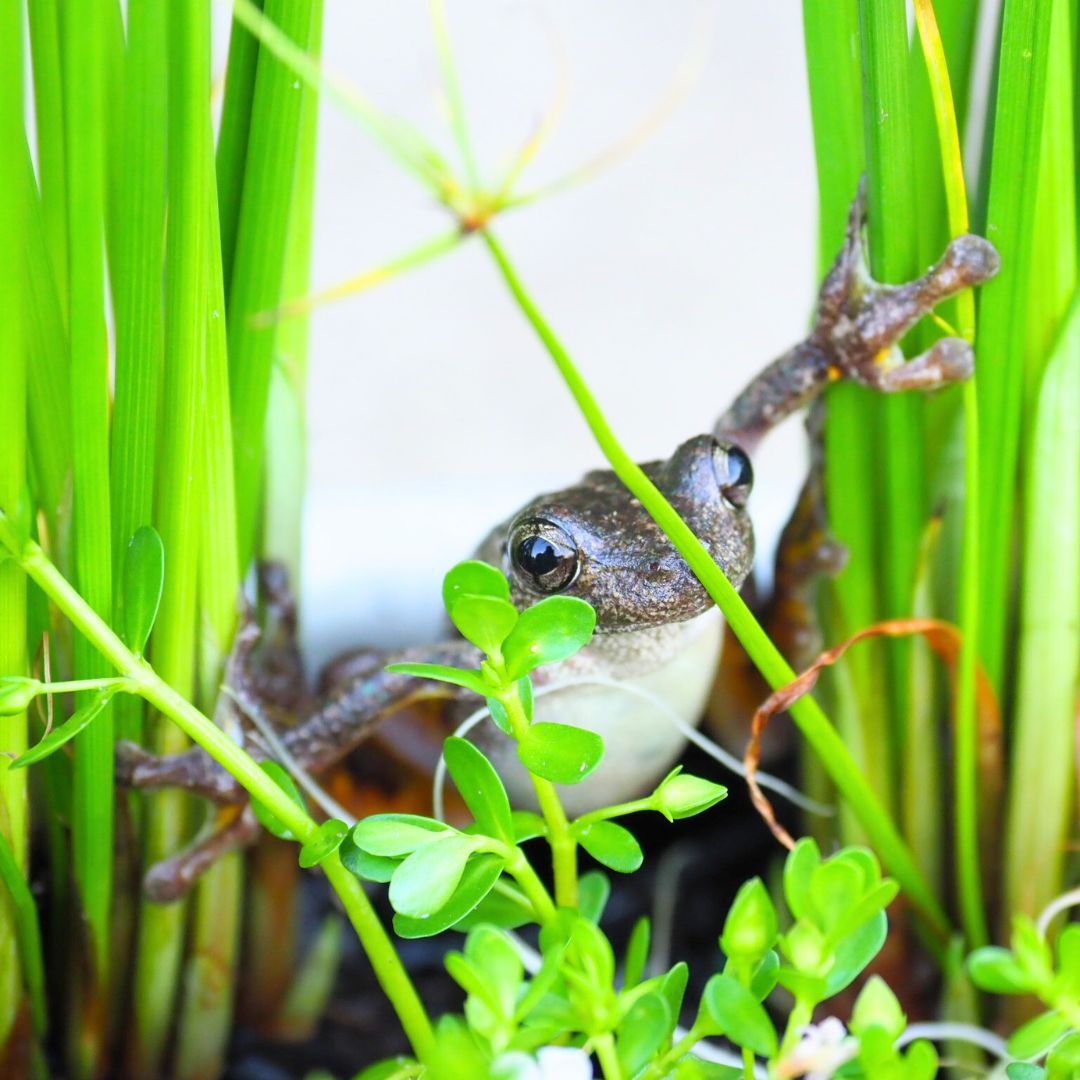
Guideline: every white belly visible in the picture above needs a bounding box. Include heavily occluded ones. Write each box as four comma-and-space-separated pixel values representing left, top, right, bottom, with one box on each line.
479, 607, 725, 814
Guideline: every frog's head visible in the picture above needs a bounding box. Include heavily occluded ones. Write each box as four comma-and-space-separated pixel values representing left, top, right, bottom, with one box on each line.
497, 435, 754, 632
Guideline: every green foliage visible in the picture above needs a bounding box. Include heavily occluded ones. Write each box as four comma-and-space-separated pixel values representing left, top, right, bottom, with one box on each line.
119, 525, 164, 656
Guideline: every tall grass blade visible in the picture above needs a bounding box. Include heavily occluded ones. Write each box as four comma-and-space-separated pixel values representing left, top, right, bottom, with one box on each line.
61, 0, 116, 1069
0, 0, 29, 1057
975, 0, 1053, 690
128, 0, 211, 1069
26, 0, 69, 321
1003, 292, 1080, 920
224, 0, 319, 571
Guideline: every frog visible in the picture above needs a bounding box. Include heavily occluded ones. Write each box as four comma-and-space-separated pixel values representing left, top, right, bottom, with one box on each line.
118, 188, 1000, 901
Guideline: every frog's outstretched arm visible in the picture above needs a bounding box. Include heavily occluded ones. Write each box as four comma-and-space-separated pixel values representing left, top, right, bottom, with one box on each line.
118, 622, 481, 900
715, 184, 1001, 452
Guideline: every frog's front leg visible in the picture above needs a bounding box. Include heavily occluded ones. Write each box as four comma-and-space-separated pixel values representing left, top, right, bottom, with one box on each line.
715, 182, 1000, 451
118, 638, 482, 899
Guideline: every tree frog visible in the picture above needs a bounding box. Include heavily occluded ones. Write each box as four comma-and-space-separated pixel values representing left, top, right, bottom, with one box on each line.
119, 189, 999, 900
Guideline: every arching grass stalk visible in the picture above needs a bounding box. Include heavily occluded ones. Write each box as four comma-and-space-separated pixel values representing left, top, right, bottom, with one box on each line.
912, 0, 988, 951
479, 229, 951, 944
0, 524, 437, 1064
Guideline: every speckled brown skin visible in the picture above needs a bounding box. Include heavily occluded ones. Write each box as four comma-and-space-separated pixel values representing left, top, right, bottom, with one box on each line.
119, 188, 1000, 899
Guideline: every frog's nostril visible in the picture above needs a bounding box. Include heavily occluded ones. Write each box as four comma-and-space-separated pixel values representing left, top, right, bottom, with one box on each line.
649, 561, 660, 573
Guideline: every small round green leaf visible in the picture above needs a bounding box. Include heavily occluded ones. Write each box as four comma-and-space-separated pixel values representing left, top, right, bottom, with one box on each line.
340, 833, 400, 883
1005, 1064, 1048, 1080
1007, 1010, 1072, 1060
574, 820, 643, 873
352, 813, 455, 858
0, 677, 42, 717
389, 834, 475, 918
623, 917, 651, 989
824, 910, 888, 995
485, 696, 513, 734
384, 662, 488, 697
251, 761, 307, 840
121, 526, 165, 655
578, 870, 611, 924
510, 810, 546, 842
501, 596, 596, 680
517, 722, 604, 785
448, 594, 519, 657
616, 991, 671, 1076
299, 818, 349, 869
444, 736, 514, 844
967, 946, 1034, 994
11, 687, 117, 768
394, 853, 506, 939
701, 973, 778, 1058
443, 561, 510, 610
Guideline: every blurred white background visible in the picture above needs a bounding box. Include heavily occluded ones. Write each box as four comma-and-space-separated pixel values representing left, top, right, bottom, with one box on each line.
296, 1, 819, 665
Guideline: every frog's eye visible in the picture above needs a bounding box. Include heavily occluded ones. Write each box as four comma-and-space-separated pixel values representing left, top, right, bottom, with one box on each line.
509, 520, 580, 593
712, 441, 753, 508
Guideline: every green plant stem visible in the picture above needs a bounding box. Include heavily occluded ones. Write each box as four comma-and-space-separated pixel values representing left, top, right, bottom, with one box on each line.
2, 529, 436, 1063
480, 228, 950, 942
34, 678, 129, 696
503, 848, 557, 925
594, 1032, 623, 1080
572, 799, 654, 831
502, 681, 578, 909
741, 1046, 755, 1080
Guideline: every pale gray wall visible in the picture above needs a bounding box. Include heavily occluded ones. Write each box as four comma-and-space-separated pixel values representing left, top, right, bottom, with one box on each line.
299, 1, 818, 663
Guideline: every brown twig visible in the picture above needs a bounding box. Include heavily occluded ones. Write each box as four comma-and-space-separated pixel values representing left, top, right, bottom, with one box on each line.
744, 618, 1001, 850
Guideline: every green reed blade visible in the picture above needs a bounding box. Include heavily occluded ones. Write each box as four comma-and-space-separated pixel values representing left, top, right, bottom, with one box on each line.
110, 0, 167, 747
803, 0, 893, 846
61, 3, 116, 1062
242, 2, 325, 1023
1003, 290, 1080, 921
975, 0, 1053, 690
0, 0, 29, 1053
128, 1, 212, 1071
216, 0, 263, 292
21, 145, 72, 538
27, 0, 69, 323
172, 86, 246, 1080
224, 0, 317, 572
859, 0, 925, 801
0, 834, 45, 1043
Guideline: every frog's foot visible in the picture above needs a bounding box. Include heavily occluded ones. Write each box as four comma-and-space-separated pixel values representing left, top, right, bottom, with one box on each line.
142, 805, 259, 903
715, 182, 1000, 450
812, 183, 1000, 389
116, 739, 248, 805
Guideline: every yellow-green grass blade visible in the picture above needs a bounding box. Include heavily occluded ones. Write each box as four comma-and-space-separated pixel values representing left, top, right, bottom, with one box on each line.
109, 0, 167, 747
976, 0, 1054, 690
858, 0, 925, 806
216, 0, 263, 292
21, 143, 72, 540
224, 0, 319, 572
0, 0, 29, 1055
243, 0, 325, 1022
802, 0, 890, 846
172, 94, 245, 1080
26, 0, 69, 323
61, 0, 116, 1069
913, 0, 992, 949
128, 1, 212, 1071
1003, 292, 1080, 921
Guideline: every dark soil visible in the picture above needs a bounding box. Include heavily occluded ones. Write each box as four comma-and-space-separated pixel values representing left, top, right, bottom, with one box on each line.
224, 743, 791, 1079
